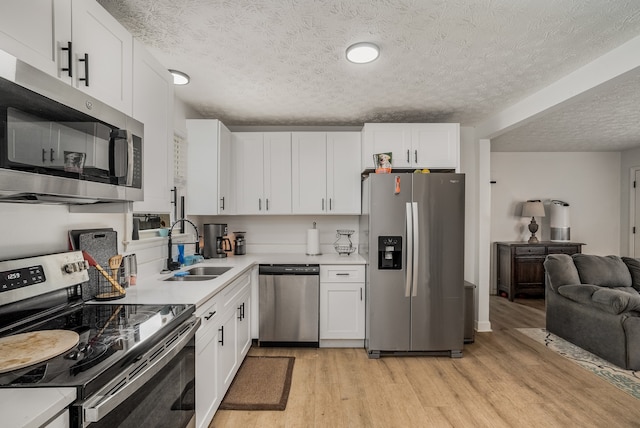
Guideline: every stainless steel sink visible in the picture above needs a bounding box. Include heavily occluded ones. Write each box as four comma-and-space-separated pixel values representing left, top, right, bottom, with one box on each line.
164, 275, 219, 282
187, 266, 232, 276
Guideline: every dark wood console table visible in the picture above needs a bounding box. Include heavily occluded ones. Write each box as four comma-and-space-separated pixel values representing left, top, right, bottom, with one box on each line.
496, 241, 585, 301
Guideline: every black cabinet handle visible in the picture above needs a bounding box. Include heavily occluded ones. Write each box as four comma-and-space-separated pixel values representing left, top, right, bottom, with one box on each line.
237, 305, 242, 320
220, 196, 225, 210
218, 325, 224, 345
266, 198, 269, 211
42, 148, 46, 163
258, 199, 262, 211
406, 150, 410, 163
61, 41, 72, 77
414, 150, 418, 163
78, 53, 89, 86
50, 148, 55, 162
204, 310, 216, 320
241, 302, 245, 320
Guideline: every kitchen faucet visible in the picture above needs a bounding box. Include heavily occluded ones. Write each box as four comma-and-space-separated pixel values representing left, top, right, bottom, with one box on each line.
166, 219, 200, 271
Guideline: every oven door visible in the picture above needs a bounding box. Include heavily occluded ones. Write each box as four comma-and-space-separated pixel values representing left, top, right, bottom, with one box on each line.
72, 317, 200, 428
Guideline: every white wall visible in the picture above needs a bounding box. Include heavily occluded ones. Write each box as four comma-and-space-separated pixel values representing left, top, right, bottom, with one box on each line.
191, 215, 360, 255
491, 151, 621, 255
620, 146, 640, 255
0, 204, 126, 260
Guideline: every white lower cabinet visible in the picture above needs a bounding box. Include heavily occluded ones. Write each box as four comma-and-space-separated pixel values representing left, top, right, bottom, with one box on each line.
195, 271, 252, 428
320, 265, 365, 347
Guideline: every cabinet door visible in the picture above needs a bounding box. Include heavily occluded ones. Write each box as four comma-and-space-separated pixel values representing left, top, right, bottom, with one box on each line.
71, 0, 133, 114
292, 132, 327, 214
263, 132, 292, 214
320, 282, 365, 339
233, 132, 264, 215
195, 323, 219, 428
0, 0, 72, 83
218, 123, 235, 214
411, 123, 459, 169
217, 308, 238, 394
327, 132, 361, 214
362, 124, 411, 169
132, 40, 174, 214
187, 120, 220, 215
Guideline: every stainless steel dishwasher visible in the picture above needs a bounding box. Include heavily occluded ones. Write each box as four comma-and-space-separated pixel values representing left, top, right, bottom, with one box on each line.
259, 264, 320, 347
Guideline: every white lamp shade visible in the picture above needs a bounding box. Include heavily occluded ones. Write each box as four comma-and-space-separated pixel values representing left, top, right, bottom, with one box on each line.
522, 200, 545, 218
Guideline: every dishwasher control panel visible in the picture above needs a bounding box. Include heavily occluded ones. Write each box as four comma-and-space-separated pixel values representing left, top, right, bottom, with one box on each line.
259, 264, 320, 275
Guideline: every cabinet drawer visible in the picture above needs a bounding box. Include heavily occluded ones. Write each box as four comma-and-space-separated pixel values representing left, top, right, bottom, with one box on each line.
515, 246, 546, 255
548, 246, 579, 255
221, 271, 251, 310
320, 265, 365, 282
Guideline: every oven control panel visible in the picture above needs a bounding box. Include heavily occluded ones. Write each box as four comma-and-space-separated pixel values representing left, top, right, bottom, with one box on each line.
0, 251, 89, 304
0, 265, 45, 293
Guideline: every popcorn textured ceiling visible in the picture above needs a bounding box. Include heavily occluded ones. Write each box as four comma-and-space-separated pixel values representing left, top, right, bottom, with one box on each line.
99, 0, 640, 151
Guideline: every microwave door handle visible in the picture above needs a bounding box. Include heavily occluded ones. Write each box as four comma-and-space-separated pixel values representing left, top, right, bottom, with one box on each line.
126, 131, 134, 186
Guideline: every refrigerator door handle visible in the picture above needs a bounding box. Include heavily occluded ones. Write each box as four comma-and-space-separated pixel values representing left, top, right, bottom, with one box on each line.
405, 202, 413, 298
412, 202, 419, 297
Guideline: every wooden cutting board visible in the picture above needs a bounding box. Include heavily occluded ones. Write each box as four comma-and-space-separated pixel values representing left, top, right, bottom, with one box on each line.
0, 330, 80, 374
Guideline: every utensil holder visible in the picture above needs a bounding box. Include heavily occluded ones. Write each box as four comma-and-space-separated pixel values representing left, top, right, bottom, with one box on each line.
94, 265, 126, 301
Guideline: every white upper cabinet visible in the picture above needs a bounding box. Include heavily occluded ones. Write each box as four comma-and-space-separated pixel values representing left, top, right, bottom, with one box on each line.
132, 40, 174, 214
233, 132, 292, 215
0, 0, 72, 81
186, 119, 234, 215
362, 123, 459, 170
292, 132, 361, 215
0, 0, 133, 114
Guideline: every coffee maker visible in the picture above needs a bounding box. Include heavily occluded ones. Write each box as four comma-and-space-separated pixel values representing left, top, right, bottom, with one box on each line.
233, 232, 246, 255
203, 223, 231, 259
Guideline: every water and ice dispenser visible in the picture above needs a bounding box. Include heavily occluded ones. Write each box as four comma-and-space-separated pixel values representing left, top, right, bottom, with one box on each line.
378, 236, 402, 269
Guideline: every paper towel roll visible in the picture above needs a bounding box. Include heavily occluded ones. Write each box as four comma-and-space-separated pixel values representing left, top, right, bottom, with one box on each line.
306, 228, 321, 255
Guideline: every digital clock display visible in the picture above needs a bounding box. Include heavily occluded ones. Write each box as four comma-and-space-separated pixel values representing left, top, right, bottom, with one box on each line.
0, 265, 45, 293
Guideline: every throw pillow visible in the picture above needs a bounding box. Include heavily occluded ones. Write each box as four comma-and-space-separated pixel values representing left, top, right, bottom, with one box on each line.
622, 257, 640, 292
543, 254, 581, 291
572, 254, 632, 288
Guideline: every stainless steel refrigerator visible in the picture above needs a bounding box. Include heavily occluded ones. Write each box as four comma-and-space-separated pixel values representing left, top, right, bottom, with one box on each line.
359, 173, 465, 358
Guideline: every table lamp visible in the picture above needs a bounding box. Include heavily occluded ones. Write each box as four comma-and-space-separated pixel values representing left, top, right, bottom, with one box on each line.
522, 200, 545, 243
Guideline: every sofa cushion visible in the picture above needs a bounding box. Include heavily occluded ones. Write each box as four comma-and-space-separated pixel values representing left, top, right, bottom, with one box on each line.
572, 254, 632, 288
544, 254, 581, 291
558, 285, 640, 314
557, 284, 599, 304
622, 257, 640, 292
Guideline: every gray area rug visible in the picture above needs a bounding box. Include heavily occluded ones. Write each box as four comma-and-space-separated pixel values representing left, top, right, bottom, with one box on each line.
517, 328, 640, 399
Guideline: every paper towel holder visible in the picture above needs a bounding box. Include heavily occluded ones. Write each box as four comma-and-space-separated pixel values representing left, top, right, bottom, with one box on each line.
306, 222, 322, 256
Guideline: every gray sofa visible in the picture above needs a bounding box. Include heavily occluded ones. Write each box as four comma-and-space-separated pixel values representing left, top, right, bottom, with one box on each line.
544, 253, 640, 370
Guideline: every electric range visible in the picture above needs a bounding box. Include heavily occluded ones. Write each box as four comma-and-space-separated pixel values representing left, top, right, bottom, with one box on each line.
0, 251, 199, 427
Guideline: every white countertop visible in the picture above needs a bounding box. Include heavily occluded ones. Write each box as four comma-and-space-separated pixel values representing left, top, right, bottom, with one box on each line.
1, 387, 76, 428
115, 252, 365, 308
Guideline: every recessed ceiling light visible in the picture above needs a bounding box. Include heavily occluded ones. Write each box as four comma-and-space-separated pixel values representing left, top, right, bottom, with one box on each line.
168, 69, 190, 85
346, 42, 380, 64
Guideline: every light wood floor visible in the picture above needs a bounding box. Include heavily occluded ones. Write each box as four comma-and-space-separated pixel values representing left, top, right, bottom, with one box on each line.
211, 296, 640, 427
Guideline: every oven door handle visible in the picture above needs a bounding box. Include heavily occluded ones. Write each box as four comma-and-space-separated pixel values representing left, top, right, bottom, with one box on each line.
81, 316, 200, 424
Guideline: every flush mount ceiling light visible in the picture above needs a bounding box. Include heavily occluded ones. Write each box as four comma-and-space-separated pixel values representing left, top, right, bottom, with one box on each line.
168, 69, 190, 85
346, 42, 380, 64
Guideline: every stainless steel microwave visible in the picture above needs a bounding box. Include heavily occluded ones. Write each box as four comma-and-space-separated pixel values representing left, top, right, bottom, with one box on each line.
0, 49, 143, 204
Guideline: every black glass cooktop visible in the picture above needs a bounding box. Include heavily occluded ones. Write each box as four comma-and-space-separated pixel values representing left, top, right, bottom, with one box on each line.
0, 303, 194, 398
